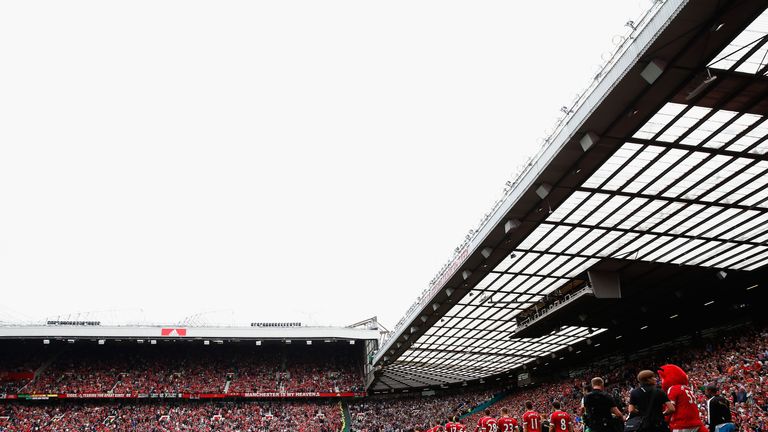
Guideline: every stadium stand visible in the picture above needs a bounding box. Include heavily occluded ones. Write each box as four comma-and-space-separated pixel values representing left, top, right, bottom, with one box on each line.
349, 389, 500, 432
0, 400, 342, 431
459, 322, 768, 432
0, 342, 364, 395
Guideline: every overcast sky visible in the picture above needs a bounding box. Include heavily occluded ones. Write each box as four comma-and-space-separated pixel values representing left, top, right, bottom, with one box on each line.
0, 1, 650, 329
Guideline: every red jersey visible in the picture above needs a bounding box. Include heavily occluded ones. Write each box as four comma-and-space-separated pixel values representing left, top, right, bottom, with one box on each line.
498, 416, 518, 432
550, 411, 571, 432
667, 385, 707, 430
478, 416, 498, 432
446, 422, 466, 432
522, 411, 542, 432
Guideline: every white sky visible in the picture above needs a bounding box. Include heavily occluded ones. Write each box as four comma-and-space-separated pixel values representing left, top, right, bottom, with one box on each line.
0, 1, 650, 329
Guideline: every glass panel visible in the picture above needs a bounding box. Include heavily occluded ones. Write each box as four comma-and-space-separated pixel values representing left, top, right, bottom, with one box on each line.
632, 103, 687, 140
709, 9, 768, 73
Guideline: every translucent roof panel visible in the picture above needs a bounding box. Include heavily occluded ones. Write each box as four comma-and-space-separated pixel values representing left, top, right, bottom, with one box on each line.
709, 8, 768, 74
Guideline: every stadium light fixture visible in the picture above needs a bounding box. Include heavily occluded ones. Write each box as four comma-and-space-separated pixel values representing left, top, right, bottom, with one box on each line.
43, 339, 50, 345
704, 300, 715, 306
306, 340, 312, 345
686, 70, 717, 101
716, 270, 727, 280
535, 183, 552, 199
669, 314, 679, 319
98, 339, 105, 345
640, 58, 666, 84
150, 340, 157, 345
579, 132, 599, 152
445, 287, 455, 297
255, 340, 261, 346
67, 339, 75, 344
594, 343, 601, 347
746, 284, 758, 290
461, 270, 472, 280
640, 325, 648, 330
203, 340, 210, 345
349, 340, 355, 345
481, 247, 493, 259
504, 219, 521, 233
284, 339, 291, 344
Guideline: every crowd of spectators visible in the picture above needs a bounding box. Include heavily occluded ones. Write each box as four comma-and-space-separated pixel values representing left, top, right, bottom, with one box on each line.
2, 343, 364, 395
0, 342, 49, 393
282, 350, 364, 393
349, 389, 498, 432
352, 325, 768, 432
0, 400, 342, 432
2, 325, 767, 432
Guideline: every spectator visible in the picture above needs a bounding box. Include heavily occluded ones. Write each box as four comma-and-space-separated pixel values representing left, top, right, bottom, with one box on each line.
582, 377, 622, 432
704, 385, 733, 432
627, 370, 674, 432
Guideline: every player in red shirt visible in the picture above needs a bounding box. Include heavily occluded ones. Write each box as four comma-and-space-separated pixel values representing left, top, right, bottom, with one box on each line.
446, 416, 467, 432
498, 407, 519, 432
549, 402, 573, 432
522, 401, 542, 432
476, 409, 498, 432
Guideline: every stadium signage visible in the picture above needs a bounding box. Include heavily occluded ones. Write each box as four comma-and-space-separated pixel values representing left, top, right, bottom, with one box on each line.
250, 322, 302, 327
160, 328, 187, 336
46, 320, 101, 326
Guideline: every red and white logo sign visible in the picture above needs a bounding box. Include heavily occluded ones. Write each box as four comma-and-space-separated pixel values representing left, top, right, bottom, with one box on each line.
161, 328, 187, 336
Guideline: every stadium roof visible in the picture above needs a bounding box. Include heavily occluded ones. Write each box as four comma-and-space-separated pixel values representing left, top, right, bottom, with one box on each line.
371, 0, 768, 391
